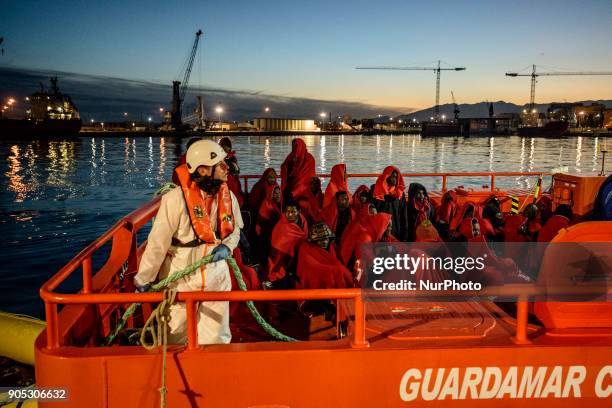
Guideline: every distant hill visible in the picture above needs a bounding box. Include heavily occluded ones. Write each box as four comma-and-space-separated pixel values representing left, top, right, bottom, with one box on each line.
397, 100, 612, 122
0, 66, 406, 122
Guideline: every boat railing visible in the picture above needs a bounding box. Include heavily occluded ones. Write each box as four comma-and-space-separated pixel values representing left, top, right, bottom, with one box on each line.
240, 171, 548, 193
40, 171, 552, 353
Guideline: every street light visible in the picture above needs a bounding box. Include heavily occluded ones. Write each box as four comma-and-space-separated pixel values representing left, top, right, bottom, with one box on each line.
264, 107, 270, 113
216, 106, 223, 129
159, 107, 164, 112
441, 114, 446, 121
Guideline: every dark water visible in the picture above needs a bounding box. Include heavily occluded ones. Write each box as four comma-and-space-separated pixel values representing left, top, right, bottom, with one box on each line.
1, 134, 609, 318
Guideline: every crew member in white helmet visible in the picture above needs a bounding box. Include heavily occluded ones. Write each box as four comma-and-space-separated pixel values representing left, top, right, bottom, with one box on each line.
134, 139, 243, 344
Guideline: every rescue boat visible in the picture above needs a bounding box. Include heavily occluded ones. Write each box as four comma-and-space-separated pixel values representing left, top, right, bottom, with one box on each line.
34, 170, 611, 407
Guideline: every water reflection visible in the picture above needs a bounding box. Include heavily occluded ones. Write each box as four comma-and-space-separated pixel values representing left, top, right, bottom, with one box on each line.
6, 145, 27, 202
410, 137, 416, 170
100, 139, 106, 184
488, 137, 495, 173
319, 136, 326, 173
159, 137, 166, 178
592, 137, 599, 172
263, 138, 271, 169
576, 136, 582, 173
147, 136, 154, 179
90, 138, 97, 185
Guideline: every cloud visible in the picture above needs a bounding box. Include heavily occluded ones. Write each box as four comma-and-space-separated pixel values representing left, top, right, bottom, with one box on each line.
0, 66, 410, 121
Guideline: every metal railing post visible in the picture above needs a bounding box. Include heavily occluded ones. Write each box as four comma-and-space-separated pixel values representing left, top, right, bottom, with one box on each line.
186, 299, 198, 350
45, 302, 59, 349
442, 175, 447, 192
351, 292, 369, 349
490, 174, 496, 191
82, 257, 93, 294
512, 300, 531, 344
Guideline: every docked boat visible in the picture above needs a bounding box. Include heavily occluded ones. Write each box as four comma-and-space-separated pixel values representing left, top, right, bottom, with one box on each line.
517, 121, 569, 138
34, 170, 611, 407
0, 77, 82, 138
421, 121, 464, 137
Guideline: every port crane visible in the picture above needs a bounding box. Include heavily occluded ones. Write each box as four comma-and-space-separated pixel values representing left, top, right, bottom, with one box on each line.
356, 60, 466, 121
170, 29, 203, 129
451, 91, 460, 120
505, 64, 612, 111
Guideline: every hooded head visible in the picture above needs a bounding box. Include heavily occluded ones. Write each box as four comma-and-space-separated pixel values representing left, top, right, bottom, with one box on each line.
459, 217, 480, 239
408, 183, 429, 204
309, 222, 335, 249
373, 166, 405, 200
336, 191, 350, 211
263, 168, 277, 186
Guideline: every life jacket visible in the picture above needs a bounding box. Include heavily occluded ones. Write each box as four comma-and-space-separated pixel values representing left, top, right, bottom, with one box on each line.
175, 163, 234, 244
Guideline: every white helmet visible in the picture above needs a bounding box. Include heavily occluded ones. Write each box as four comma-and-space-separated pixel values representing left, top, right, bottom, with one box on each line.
186, 140, 227, 173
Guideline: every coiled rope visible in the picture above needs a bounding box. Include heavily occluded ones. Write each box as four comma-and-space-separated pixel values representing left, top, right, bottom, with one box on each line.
105, 253, 296, 346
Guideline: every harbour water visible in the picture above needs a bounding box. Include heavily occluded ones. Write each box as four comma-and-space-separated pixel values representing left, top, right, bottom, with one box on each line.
0, 134, 609, 317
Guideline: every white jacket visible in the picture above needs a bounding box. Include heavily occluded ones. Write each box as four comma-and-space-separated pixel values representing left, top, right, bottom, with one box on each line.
134, 186, 243, 291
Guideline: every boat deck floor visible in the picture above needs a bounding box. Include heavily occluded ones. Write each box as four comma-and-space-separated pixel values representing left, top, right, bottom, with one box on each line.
227, 300, 612, 351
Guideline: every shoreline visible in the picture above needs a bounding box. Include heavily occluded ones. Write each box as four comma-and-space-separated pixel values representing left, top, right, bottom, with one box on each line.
77, 128, 611, 138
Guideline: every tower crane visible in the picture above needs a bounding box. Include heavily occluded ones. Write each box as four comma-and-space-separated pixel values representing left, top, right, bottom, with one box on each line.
356, 60, 466, 121
505, 64, 612, 111
170, 29, 203, 129
451, 91, 460, 120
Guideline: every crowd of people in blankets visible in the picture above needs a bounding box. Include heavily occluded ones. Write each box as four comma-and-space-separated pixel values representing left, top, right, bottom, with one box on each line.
190, 137, 574, 318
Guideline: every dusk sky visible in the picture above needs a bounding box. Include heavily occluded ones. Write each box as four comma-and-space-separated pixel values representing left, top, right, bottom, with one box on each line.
2, 0, 611, 110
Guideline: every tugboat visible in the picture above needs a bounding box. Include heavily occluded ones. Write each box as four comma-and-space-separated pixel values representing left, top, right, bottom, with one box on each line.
0, 77, 81, 138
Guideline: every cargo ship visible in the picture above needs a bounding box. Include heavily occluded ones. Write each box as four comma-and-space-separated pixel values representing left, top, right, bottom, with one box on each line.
0, 77, 82, 138
33, 170, 611, 407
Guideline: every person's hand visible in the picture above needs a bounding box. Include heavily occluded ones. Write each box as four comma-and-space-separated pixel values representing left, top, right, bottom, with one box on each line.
211, 244, 231, 262
135, 283, 151, 293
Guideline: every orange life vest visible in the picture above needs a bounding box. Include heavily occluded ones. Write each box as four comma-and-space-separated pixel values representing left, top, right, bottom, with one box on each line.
175, 164, 234, 244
